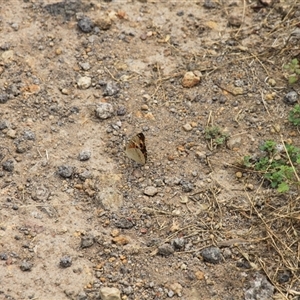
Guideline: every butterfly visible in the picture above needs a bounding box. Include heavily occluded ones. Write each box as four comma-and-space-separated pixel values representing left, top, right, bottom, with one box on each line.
125, 132, 147, 165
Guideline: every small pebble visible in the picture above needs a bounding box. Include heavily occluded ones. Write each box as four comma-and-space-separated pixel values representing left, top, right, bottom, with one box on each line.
183, 123, 192, 131
284, 91, 298, 105
172, 237, 185, 250
181, 71, 200, 88
77, 76, 92, 89
59, 256, 72, 268
157, 244, 174, 256
103, 81, 120, 96
78, 16, 94, 33
78, 150, 91, 161
81, 234, 95, 248
2, 159, 14, 172
236, 171, 243, 178
0, 93, 9, 103
6, 129, 16, 139
95, 103, 114, 120
20, 261, 33, 271
201, 246, 222, 264
144, 186, 158, 196
57, 165, 74, 178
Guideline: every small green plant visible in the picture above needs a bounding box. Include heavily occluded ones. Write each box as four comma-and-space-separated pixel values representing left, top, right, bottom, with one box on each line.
243, 140, 300, 192
289, 104, 300, 126
205, 126, 229, 148
284, 58, 300, 84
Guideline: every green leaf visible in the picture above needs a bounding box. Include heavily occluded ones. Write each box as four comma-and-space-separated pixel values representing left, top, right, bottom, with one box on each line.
291, 58, 299, 65
289, 76, 298, 84
277, 182, 289, 193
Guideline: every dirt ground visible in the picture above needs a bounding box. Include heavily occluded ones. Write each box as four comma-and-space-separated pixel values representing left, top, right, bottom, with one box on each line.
1, 0, 300, 299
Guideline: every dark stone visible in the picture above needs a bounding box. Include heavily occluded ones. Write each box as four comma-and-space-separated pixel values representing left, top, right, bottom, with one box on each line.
57, 165, 74, 178
2, 159, 14, 172
114, 217, 135, 229
78, 16, 94, 33
284, 91, 298, 105
60, 256, 72, 268
180, 180, 194, 192
172, 237, 185, 250
201, 246, 222, 264
20, 260, 33, 271
157, 244, 174, 256
0, 93, 9, 103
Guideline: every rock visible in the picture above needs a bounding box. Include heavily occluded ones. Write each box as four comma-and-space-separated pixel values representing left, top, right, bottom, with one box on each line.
77, 291, 88, 300
99, 287, 121, 300
23, 130, 35, 140
78, 16, 94, 33
244, 272, 274, 300
31, 185, 50, 201
95, 103, 114, 120
57, 165, 74, 178
16, 140, 32, 153
114, 217, 135, 229
260, 0, 273, 5
157, 244, 175, 256
81, 234, 95, 248
0, 120, 9, 130
171, 237, 185, 250
78, 150, 91, 161
2, 159, 14, 172
169, 282, 183, 297
228, 15, 242, 27
180, 180, 194, 192
203, 0, 218, 9
284, 91, 298, 105
227, 136, 242, 150
6, 129, 16, 139
78, 170, 93, 180
59, 256, 72, 268
277, 270, 291, 284
167, 290, 174, 297
79, 62, 91, 71
268, 78, 276, 87
235, 171, 243, 178
222, 248, 232, 259
61, 88, 70, 95
144, 186, 158, 196
182, 71, 201, 88
201, 246, 222, 264
0, 253, 8, 260
77, 76, 92, 89
116, 105, 127, 116
95, 16, 112, 31
112, 235, 130, 245
103, 81, 120, 96
183, 123, 192, 131
195, 151, 206, 160
20, 261, 33, 271
0, 93, 9, 103
164, 177, 181, 186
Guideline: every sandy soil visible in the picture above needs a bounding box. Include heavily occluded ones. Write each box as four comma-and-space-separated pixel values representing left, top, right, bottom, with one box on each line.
1, 0, 300, 299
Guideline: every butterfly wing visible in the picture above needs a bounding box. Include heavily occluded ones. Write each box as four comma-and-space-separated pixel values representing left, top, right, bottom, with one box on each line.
125, 133, 147, 165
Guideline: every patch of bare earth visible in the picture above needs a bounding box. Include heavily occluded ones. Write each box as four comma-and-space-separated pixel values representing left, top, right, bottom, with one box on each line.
1, 0, 300, 299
